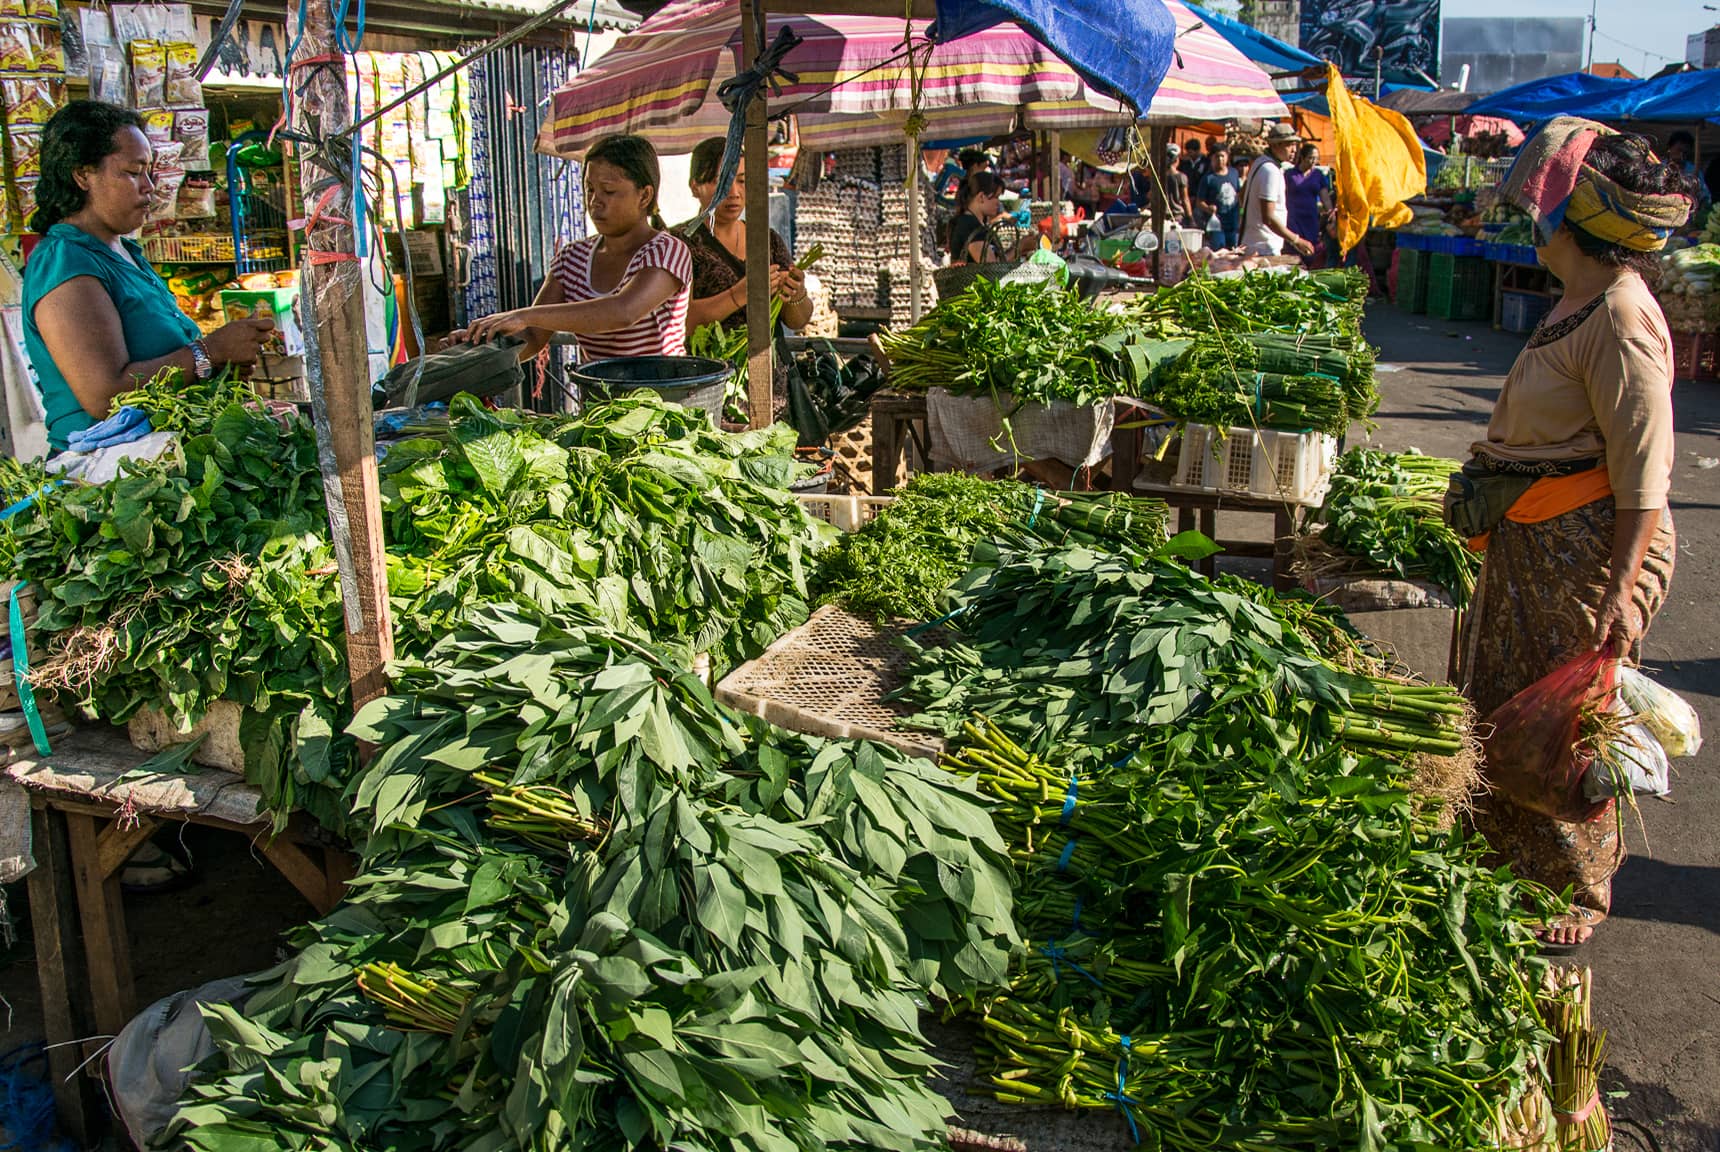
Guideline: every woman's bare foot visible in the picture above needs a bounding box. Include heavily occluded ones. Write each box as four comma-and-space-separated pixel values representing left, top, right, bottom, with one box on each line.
1535, 907, 1605, 949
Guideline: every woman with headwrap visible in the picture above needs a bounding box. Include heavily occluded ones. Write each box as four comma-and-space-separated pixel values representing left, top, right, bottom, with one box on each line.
1450, 121, 1696, 949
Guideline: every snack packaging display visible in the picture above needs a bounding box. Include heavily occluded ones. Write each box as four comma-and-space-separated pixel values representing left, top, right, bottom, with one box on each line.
28, 23, 60, 72
151, 139, 184, 171
172, 107, 207, 163
130, 38, 164, 107
13, 175, 37, 228
145, 165, 184, 222
0, 21, 34, 70
143, 107, 174, 147
1, 76, 56, 123
164, 39, 197, 104
27, 0, 57, 21
8, 125, 41, 178
0, 0, 25, 20
176, 171, 215, 218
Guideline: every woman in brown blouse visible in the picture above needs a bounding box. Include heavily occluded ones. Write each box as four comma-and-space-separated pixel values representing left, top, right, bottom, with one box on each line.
1455, 125, 1695, 949
682, 137, 813, 334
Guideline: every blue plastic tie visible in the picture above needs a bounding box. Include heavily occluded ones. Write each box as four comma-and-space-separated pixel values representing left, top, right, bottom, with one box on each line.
1056, 836, 1078, 873
1059, 772, 1078, 825
1038, 943, 1103, 989
1070, 895, 1084, 934
1026, 487, 1047, 530
10, 584, 49, 758
1103, 1035, 1142, 1144
1110, 750, 1135, 769
0, 482, 63, 522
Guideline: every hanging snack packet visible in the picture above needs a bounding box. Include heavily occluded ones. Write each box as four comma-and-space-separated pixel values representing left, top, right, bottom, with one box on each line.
14, 175, 37, 228
0, 22, 34, 71
146, 167, 184, 223
27, 0, 58, 21
0, 0, 24, 20
172, 107, 207, 164
1, 77, 55, 123
28, 23, 60, 72
176, 172, 215, 218
164, 40, 197, 105
131, 38, 164, 106
143, 107, 174, 148
151, 139, 183, 173
9, 125, 41, 179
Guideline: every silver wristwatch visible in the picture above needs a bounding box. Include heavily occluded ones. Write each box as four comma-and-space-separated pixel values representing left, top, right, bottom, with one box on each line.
190, 338, 213, 381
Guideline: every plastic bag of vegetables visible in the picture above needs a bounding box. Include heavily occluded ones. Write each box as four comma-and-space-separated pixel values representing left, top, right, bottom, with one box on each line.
1618, 665, 1703, 758
1580, 695, 1672, 803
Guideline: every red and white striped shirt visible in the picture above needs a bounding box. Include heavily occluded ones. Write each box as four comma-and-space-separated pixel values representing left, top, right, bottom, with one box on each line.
549, 231, 692, 362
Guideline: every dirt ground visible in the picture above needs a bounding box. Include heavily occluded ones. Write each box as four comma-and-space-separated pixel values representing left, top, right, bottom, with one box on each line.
1, 302, 1717, 1150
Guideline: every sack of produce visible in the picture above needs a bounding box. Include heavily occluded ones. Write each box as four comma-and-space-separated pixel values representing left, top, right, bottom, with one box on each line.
1480, 646, 1620, 822
1617, 664, 1703, 758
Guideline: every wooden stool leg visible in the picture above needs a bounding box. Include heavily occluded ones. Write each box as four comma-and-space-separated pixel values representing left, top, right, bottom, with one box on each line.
1273, 509, 1295, 592
873, 412, 901, 492
64, 812, 136, 1039
1198, 509, 1219, 578
25, 803, 101, 1145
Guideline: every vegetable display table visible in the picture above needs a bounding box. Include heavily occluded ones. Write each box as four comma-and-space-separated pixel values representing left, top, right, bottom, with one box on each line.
7, 728, 351, 1142
1132, 481, 1299, 591
868, 390, 931, 492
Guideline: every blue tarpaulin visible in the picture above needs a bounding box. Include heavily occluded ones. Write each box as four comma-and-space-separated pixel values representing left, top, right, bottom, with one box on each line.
1464, 72, 1653, 123
1181, 2, 1321, 74
932, 0, 1176, 113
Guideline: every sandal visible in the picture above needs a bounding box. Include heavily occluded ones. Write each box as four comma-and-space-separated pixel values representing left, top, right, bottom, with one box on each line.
1534, 906, 1605, 954
120, 842, 194, 894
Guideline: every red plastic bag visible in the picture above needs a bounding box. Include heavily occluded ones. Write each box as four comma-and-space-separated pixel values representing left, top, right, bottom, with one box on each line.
1480, 646, 1620, 822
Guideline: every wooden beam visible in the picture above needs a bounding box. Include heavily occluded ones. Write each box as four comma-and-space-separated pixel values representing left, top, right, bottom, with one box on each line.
259, 837, 344, 915
742, 1, 774, 429
26, 803, 100, 1145
293, 0, 395, 710
765, 0, 936, 15
96, 816, 160, 880
65, 812, 135, 1039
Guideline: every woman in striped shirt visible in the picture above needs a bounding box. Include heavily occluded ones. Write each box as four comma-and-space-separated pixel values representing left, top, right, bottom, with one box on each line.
456, 134, 691, 361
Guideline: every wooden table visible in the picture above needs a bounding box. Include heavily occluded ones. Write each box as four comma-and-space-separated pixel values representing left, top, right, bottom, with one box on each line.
9, 728, 351, 1142
868, 390, 930, 492
1130, 481, 1301, 591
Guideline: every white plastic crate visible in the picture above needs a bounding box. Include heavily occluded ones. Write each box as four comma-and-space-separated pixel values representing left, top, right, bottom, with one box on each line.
795, 493, 894, 533
1172, 424, 1337, 506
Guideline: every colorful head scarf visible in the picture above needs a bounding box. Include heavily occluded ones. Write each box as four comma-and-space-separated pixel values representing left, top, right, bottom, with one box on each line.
1497, 116, 1691, 252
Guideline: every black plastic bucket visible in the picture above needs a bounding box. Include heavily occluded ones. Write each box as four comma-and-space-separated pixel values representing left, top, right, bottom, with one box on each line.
571, 355, 731, 424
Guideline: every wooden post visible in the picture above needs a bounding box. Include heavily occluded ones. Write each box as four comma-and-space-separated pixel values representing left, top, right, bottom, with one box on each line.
907, 137, 923, 322
1149, 125, 1169, 282
291, 0, 394, 707
742, 0, 773, 429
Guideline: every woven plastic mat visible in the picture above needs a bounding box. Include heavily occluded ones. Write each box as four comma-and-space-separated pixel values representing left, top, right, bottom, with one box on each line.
716, 606, 944, 760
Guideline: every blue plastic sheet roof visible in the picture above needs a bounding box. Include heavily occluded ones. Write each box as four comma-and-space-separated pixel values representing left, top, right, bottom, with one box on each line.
1181, 2, 1321, 74
1468, 69, 1720, 125
932, 0, 1176, 113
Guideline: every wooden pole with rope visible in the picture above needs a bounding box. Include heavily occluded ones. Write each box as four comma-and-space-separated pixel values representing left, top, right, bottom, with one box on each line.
289, 0, 394, 710
742, 0, 773, 429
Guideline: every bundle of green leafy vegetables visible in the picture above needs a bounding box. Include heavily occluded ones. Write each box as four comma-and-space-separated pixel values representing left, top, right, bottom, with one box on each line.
8, 372, 352, 826
946, 702, 1554, 1151
893, 543, 1558, 1149
813, 473, 1171, 620
1154, 353, 1351, 436
876, 279, 1138, 406
1306, 448, 1481, 606
1134, 266, 1369, 339
166, 603, 1019, 1152
10, 380, 836, 830
380, 393, 834, 677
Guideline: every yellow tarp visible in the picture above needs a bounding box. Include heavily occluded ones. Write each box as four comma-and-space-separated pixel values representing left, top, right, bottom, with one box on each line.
1325, 65, 1425, 255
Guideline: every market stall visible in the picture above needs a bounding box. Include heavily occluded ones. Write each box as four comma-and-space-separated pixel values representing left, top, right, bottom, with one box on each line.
0, 2, 1701, 1150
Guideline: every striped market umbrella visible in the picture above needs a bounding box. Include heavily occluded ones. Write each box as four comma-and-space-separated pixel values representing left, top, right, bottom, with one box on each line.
538, 0, 1281, 157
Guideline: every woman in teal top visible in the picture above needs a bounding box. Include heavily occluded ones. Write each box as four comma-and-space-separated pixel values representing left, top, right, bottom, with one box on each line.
23, 101, 273, 453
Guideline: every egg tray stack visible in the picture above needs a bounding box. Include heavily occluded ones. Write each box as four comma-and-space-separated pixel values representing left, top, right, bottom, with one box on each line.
795, 146, 940, 325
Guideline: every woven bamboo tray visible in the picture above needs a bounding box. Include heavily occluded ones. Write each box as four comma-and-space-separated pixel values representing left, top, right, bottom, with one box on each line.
715, 605, 944, 760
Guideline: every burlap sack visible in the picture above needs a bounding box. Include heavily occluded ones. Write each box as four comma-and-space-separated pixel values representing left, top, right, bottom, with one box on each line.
926, 387, 1114, 474
0, 774, 32, 883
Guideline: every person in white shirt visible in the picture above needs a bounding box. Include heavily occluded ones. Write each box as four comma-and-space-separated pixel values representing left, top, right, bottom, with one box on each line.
1239, 123, 1315, 258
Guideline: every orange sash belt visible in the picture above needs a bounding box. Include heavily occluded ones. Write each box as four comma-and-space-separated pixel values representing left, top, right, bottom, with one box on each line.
1466, 468, 1613, 553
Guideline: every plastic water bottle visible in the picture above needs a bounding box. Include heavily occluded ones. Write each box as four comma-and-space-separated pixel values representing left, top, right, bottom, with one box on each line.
1161, 224, 1187, 285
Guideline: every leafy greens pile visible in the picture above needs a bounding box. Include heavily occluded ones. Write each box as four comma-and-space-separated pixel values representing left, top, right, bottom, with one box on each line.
167, 604, 1018, 1152
1306, 449, 1481, 607
897, 544, 1556, 1149
12, 383, 836, 830
813, 473, 1170, 620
